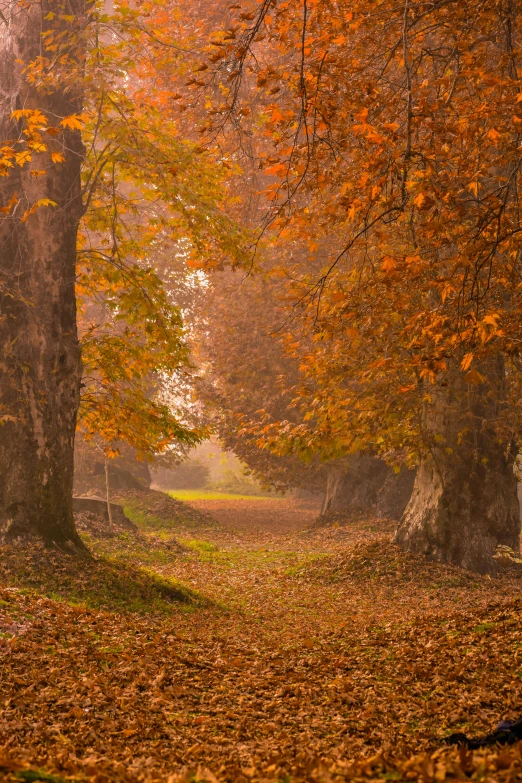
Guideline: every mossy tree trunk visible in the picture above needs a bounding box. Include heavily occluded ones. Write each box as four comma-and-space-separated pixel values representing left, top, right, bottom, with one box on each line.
394, 355, 520, 573
0, 2, 89, 550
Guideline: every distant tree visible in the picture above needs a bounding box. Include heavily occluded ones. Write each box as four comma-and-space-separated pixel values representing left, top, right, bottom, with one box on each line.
74, 437, 152, 496
195, 268, 326, 494
321, 455, 415, 522
154, 459, 210, 491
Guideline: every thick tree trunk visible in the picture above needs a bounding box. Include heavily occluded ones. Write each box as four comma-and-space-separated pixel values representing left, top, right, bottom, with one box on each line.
375, 467, 416, 520
321, 454, 414, 520
322, 454, 388, 516
394, 355, 520, 573
0, 2, 88, 550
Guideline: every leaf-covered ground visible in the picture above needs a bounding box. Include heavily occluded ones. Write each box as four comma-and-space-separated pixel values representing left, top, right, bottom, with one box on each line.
2, 493, 522, 782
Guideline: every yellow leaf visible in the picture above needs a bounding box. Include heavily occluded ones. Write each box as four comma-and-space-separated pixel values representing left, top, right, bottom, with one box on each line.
20, 198, 57, 223
11, 109, 47, 126
461, 352, 474, 371
60, 113, 88, 131
14, 150, 31, 166
11, 109, 32, 120
51, 151, 65, 164
26, 110, 47, 126
28, 142, 47, 153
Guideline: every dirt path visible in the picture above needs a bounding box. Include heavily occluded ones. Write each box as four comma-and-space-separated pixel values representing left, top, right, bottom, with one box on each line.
2, 494, 522, 782
183, 497, 322, 543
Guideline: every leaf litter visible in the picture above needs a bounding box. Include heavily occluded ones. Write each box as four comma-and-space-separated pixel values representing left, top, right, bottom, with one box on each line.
1, 495, 522, 781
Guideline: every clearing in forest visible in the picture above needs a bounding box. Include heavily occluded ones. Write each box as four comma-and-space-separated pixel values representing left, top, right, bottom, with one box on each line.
1, 493, 522, 782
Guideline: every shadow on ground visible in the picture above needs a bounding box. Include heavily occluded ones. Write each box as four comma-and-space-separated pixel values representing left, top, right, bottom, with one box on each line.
0, 544, 206, 613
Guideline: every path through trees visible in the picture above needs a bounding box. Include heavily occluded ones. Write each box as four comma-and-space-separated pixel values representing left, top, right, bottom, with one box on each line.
1, 494, 522, 781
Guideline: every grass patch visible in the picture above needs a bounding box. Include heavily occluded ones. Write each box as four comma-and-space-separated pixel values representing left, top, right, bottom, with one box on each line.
16, 771, 73, 783
179, 543, 323, 571
167, 490, 284, 502
123, 506, 188, 533
0, 545, 205, 614
83, 531, 177, 567
115, 489, 214, 533
184, 539, 219, 554
473, 621, 496, 633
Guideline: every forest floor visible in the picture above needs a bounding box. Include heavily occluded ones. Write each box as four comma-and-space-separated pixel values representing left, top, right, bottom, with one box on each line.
2, 493, 522, 782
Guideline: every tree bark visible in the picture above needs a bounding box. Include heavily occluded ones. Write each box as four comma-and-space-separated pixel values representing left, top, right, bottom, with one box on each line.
322, 454, 387, 516
321, 453, 414, 520
0, 2, 88, 550
375, 467, 416, 520
394, 355, 520, 573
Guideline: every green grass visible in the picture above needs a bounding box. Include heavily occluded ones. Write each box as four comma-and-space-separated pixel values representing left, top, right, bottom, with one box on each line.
473, 621, 496, 633
16, 771, 72, 783
183, 539, 219, 554
0, 544, 204, 615
15, 770, 78, 783
84, 531, 176, 567
123, 505, 201, 533
124, 506, 180, 532
178, 542, 323, 572
167, 489, 284, 502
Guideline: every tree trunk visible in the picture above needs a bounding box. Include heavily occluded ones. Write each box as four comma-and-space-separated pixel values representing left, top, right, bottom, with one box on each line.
321, 454, 387, 516
394, 355, 520, 573
104, 458, 114, 530
321, 453, 413, 520
375, 467, 416, 520
0, 2, 88, 550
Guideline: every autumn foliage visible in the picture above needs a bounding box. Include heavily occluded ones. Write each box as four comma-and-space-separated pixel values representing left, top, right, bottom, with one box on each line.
4, 1, 522, 781
176, 0, 522, 464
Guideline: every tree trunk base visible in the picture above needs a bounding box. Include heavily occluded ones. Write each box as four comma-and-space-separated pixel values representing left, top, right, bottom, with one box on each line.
394, 455, 520, 573
0, 517, 90, 557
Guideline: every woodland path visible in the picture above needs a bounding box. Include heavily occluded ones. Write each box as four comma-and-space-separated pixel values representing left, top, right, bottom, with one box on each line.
2, 495, 522, 782
180, 496, 322, 542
